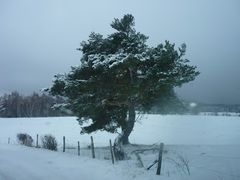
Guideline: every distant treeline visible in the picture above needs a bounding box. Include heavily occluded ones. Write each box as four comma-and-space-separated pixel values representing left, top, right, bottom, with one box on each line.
196, 103, 240, 113
1, 91, 239, 118
0, 91, 71, 117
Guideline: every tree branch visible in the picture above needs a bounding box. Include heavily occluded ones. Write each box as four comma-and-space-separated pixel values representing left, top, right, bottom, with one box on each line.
101, 99, 128, 106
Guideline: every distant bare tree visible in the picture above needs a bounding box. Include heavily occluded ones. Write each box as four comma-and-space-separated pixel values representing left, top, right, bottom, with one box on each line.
0, 91, 71, 117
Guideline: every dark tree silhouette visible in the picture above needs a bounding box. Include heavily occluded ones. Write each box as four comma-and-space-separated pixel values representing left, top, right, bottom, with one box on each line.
50, 14, 199, 159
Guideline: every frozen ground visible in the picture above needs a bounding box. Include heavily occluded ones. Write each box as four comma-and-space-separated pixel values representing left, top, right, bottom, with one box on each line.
0, 143, 149, 180
0, 114, 240, 146
0, 144, 239, 180
0, 114, 240, 180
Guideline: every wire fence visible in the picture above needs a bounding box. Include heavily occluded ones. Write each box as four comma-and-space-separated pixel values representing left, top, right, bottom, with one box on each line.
1, 135, 240, 179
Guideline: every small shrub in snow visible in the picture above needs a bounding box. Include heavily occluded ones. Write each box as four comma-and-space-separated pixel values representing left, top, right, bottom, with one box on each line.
41, 134, 58, 151
17, 133, 33, 146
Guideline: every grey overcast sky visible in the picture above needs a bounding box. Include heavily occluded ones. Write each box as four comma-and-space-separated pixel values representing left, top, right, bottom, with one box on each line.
0, 0, 240, 104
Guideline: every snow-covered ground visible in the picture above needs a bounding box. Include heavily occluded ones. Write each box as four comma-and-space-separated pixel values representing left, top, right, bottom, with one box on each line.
0, 143, 239, 180
0, 114, 240, 180
0, 143, 154, 180
0, 114, 240, 146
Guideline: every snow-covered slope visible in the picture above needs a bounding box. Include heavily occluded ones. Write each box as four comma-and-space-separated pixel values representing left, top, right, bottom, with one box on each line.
0, 144, 145, 180
0, 144, 240, 180
0, 114, 240, 180
0, 114, 240, 146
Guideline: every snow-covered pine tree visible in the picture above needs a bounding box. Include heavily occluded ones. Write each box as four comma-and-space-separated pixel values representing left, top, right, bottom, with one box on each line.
50, 14, 199, 159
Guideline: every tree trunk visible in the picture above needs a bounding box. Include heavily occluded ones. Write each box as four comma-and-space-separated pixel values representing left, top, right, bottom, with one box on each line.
121, 101, 135, 145
114, 68, 136, 160
114, 101, 136, 160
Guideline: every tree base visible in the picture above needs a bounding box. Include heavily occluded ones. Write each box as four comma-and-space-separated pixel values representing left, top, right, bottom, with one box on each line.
113, 135, 129, 160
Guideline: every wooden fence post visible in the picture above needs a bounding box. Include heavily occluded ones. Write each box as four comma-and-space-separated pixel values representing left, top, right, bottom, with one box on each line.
36, 134, 39, 147
156, 143, 164, 175
63, 136, 65, 152
90, 136, 95, 159
109, 139, 114, 164
8, 137, 10, 144
78, 141, 80, 156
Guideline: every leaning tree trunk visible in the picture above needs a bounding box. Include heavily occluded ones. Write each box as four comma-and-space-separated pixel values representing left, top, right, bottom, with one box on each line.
121, 101, 135, 145
113, 68, 137, 160
114, 101, 136, 160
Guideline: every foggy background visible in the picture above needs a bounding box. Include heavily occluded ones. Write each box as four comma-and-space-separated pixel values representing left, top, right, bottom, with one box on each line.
0, 0, 239, 104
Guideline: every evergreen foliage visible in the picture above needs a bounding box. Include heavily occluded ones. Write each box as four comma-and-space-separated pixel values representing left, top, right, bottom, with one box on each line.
50, 14, 199, 144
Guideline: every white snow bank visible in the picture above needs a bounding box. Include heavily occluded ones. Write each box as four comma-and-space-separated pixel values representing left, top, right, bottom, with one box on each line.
0, 144, 147, 180
0, 114, 240, 180
0, 114, 239, 146
0, 144, 240, 180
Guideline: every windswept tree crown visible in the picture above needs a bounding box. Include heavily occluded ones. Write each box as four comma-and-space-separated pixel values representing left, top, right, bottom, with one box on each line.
51, 14, 199, 134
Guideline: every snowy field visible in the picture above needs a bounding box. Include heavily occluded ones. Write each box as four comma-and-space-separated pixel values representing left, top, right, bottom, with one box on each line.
0, 114, 240, 146
0, 114, 240, 180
